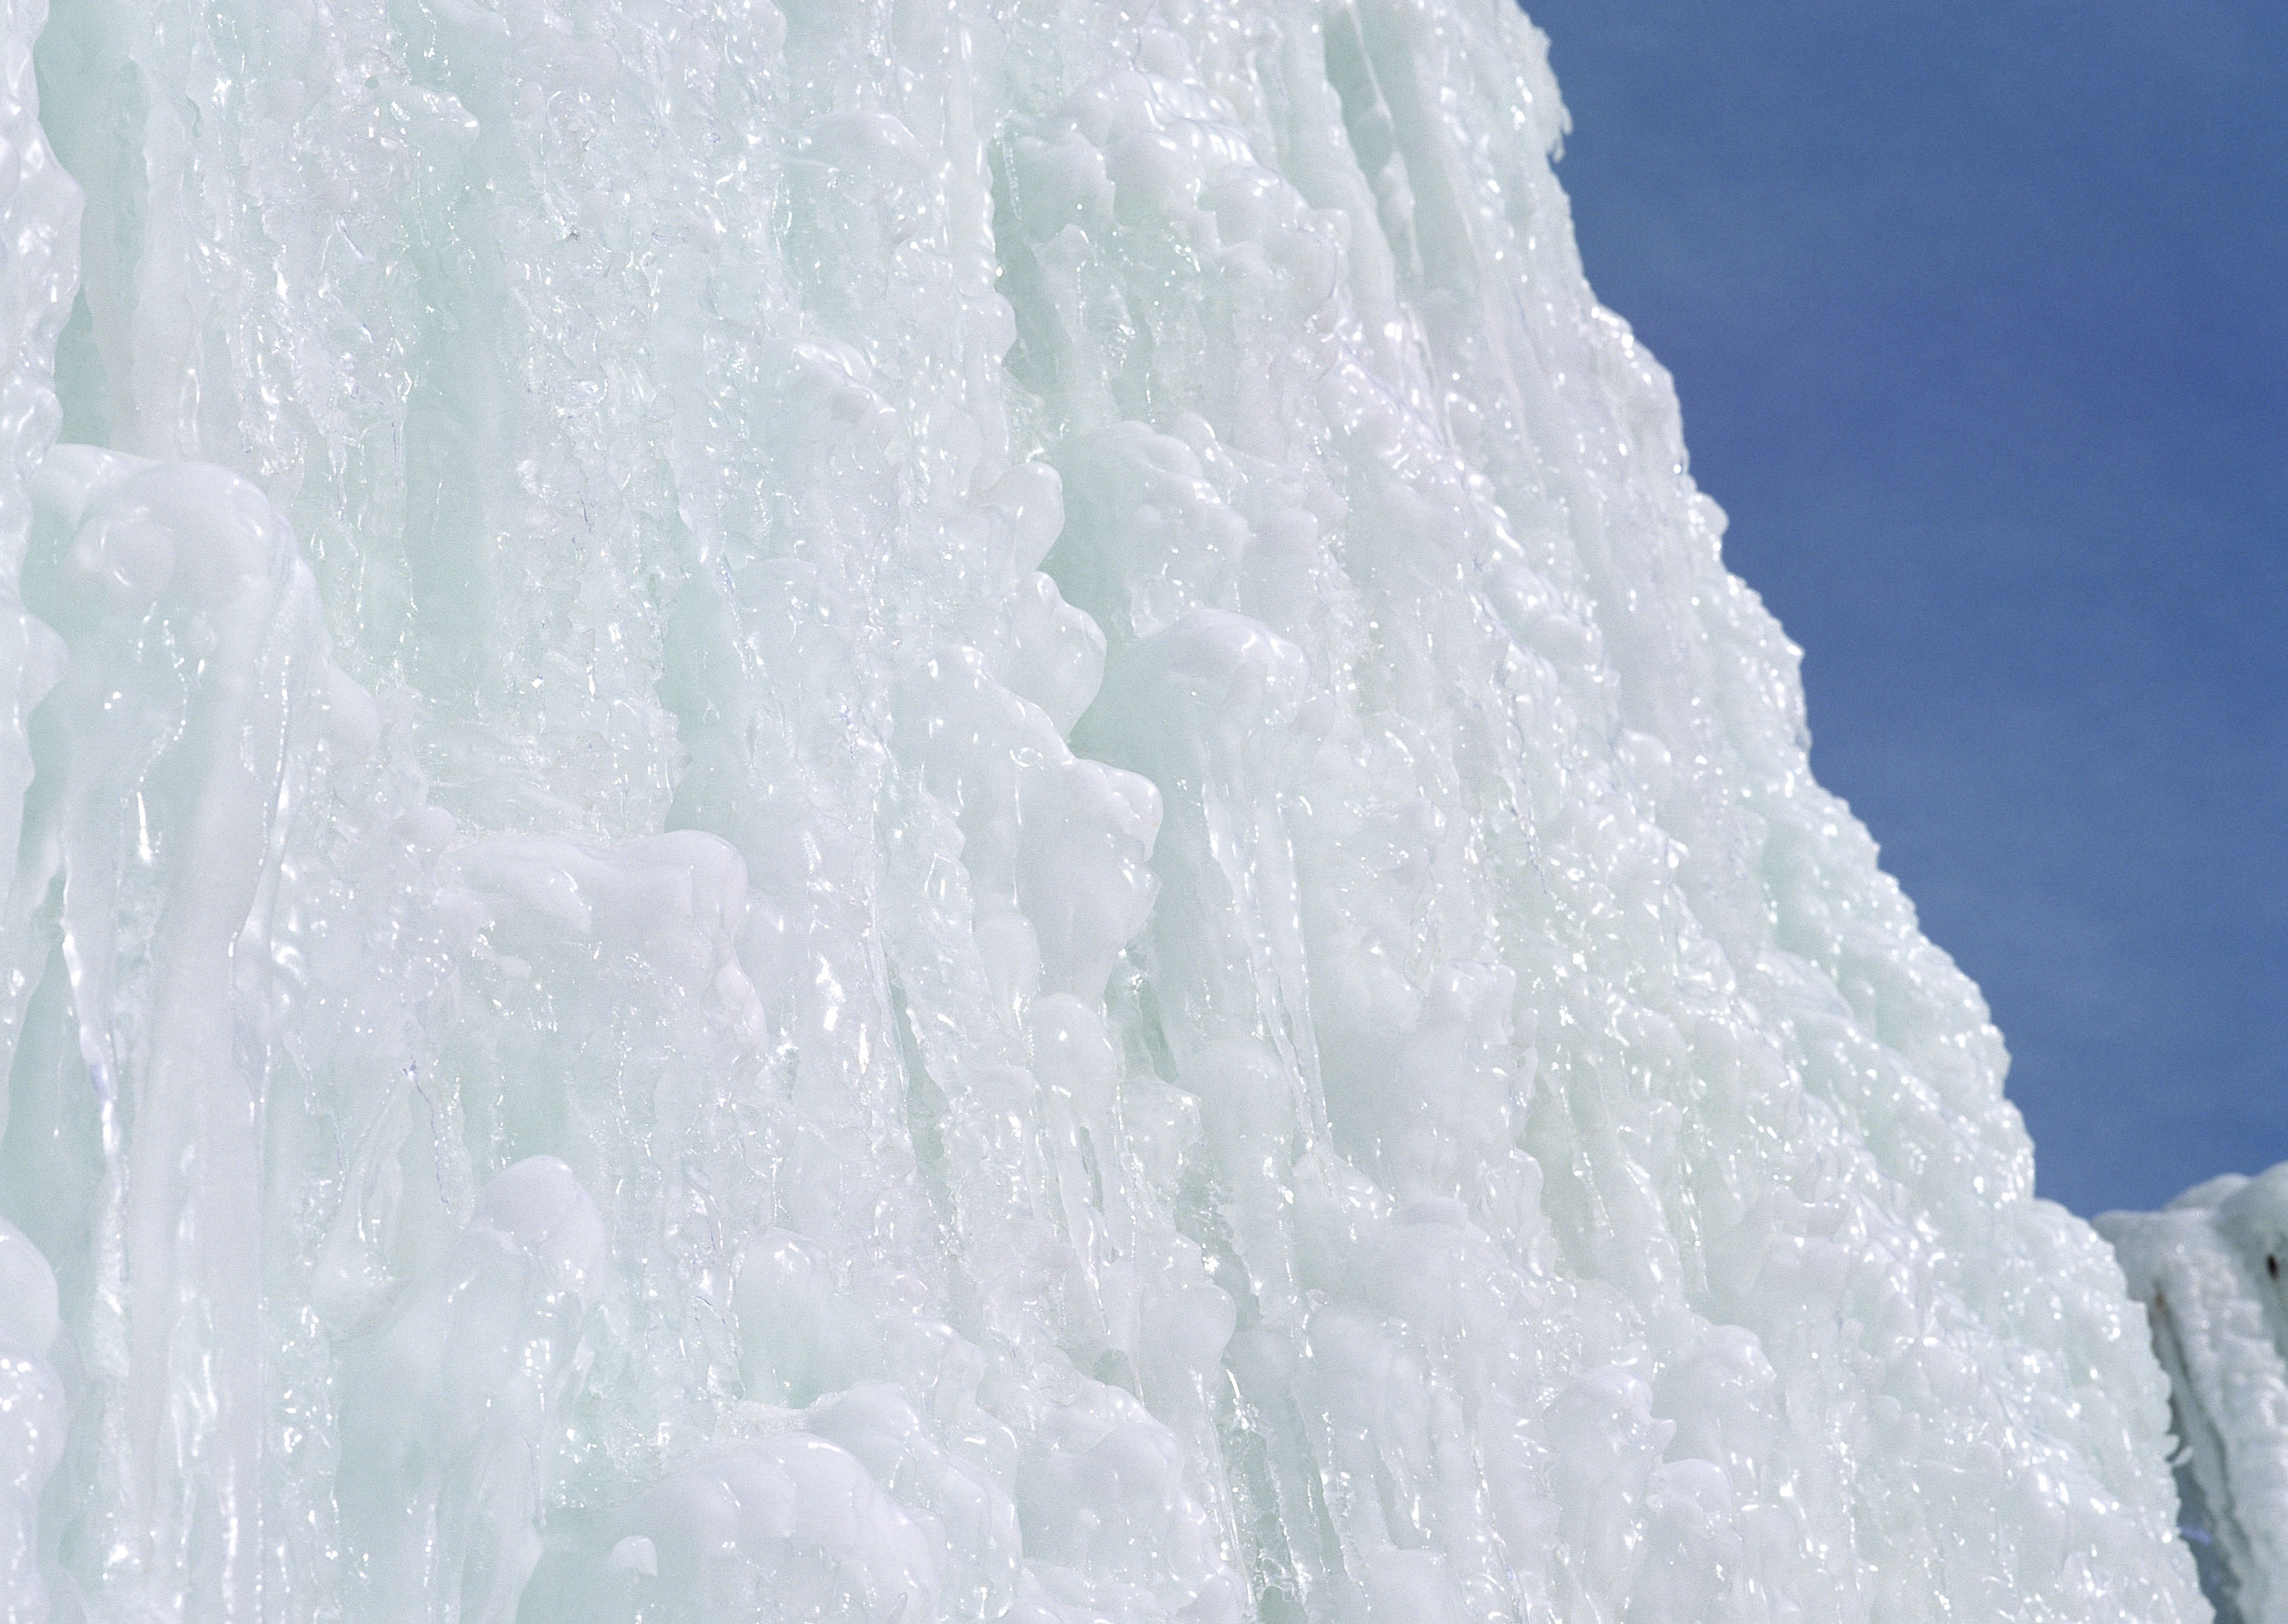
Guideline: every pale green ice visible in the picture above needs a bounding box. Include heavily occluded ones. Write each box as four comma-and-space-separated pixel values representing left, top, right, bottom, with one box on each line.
0, 0, 2214, 1615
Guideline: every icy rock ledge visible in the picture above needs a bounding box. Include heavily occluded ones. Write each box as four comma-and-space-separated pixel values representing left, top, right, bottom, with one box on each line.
0, 0, 2214, 1615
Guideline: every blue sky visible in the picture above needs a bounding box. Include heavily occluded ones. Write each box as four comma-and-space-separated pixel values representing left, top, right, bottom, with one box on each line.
1521, 0, 2287, 1216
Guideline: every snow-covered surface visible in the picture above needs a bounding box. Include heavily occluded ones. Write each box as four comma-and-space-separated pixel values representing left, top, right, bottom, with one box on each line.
2101, 1169, 2288, 1624
0, 0, 2208, 1615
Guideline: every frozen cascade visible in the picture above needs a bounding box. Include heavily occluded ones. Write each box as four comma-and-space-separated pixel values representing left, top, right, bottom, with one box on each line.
2101, 1169, 2288, 1624
0, 0, 2210, 1612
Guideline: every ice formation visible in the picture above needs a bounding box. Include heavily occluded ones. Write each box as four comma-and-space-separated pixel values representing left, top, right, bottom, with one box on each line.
0, 0, 2213, 1612
2102, 1169, 2288, 1624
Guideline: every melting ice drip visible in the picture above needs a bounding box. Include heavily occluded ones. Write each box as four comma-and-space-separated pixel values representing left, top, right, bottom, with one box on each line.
0, 0, 2214, 1615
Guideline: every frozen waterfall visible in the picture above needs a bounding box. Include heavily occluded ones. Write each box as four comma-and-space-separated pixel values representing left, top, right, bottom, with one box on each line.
0, 0, 2213, 1615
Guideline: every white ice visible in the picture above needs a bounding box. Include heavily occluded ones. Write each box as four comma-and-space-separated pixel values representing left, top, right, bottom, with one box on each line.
0, 0, 2210, 1615
2101, 1169, 2288, 1623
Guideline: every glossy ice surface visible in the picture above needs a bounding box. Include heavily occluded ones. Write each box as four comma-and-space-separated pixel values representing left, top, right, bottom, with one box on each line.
0, 0, 2209, 1615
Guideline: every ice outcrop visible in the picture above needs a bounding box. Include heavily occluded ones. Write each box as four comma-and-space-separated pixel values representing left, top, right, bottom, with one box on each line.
0, 0, 2209, 1615
2101, 1170, 2288, 1624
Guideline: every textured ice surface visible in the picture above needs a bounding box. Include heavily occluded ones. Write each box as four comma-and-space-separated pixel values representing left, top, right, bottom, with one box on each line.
2101, 1170, 2288, 1624
0, 0, 2210, 1615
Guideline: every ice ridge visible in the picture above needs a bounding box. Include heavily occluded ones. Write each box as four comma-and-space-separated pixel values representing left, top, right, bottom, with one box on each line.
0, 0, 2210, 1616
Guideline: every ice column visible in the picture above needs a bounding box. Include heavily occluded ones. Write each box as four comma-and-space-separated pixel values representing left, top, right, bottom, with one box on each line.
2102, 1167, 2288, 1624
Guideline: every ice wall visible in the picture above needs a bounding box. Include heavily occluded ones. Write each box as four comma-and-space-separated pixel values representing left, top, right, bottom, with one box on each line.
2101, 1168, 2288, 1624
0, 0, 2210, 1614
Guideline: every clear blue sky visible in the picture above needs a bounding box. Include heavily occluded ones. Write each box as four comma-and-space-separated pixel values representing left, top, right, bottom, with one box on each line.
1522, 0, 2288, 1217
